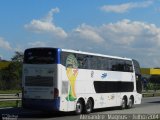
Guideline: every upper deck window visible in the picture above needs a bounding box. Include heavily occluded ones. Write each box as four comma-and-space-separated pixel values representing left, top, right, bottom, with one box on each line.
61, 51, 133, 72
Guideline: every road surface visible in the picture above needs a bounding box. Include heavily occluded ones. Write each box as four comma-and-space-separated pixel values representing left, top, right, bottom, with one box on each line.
0, 97, 160, 120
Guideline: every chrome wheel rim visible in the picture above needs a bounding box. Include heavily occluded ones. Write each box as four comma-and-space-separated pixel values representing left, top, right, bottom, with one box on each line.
86, 101, 92, 112
76, 102, 82, 113
122, 99, 126, 109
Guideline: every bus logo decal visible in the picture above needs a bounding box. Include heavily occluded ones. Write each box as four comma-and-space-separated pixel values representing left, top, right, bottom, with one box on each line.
101, 73, 107, 79
108, 94, 115, 100
65, 54, 79, 101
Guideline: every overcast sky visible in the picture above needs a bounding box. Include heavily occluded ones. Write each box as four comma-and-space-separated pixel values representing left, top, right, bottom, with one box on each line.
0, 0, 160, 67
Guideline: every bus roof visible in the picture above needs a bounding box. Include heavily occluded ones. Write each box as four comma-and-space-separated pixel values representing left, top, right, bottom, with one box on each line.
24, 47, 132, 61
61, 48, 132, 61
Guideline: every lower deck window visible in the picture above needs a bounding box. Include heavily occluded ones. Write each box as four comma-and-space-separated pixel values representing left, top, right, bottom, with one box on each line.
94, 81, 134, 93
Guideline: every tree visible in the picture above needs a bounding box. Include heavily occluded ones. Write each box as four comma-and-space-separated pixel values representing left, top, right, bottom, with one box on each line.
149, 75, 160, 91
150, 75, 160, 84
0, 51, 23, 90
11, 51, 24, 62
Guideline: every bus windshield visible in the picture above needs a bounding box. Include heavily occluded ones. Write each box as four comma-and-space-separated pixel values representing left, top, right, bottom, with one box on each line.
24, 48, 57, 64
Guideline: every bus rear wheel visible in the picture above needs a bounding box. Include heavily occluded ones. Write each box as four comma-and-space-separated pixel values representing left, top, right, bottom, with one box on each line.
84, 99, 93, 114
121, 97, 127, 110
75, 100, 83, 115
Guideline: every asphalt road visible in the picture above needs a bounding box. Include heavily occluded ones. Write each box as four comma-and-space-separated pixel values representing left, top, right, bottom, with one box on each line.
0, 97, 160, 120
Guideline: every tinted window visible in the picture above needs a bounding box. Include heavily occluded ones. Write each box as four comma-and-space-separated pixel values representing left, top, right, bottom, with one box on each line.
116, 60, 125, 71
61, 52, 133, 72
77, 54, 90, 69
109, 59, 117, 71
94, 81, 134, 93
97, 57, 109, 70
24, 48, 57, 64
61, 52, 77, 68
132, 59, 142, 93
109, 59, 133, 72
125, 60, 133, 72
88, 56, 98, 69
133, 59, 141, 74
61, 52, 67, 66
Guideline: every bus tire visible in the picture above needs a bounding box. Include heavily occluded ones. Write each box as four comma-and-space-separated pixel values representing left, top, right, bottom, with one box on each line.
75, 100, 83, 115
84, 99, 93, 114
121, 97, 127, 110
127, 97, 134, 109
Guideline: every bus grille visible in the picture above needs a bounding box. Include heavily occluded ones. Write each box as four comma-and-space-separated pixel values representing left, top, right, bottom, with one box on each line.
25, 76, 53, 87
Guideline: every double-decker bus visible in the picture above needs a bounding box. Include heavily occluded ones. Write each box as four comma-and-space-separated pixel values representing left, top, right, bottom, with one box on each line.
22, 47, 142, 114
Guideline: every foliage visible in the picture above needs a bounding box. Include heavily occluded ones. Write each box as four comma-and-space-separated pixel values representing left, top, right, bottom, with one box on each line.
150, 75, 160, 84
0, 101, 21, 108
0, 61, 10, 69
142, 75, 160, 91
0, 51, 23, 90
11, 51, 23, 62
0, 90, 21, 94
147, 75, 160, 90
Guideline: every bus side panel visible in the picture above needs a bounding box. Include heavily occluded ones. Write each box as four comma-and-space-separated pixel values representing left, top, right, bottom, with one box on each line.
59, 64, 142, 111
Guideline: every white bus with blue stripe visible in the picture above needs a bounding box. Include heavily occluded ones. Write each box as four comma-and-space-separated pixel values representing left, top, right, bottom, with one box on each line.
22, 47, 142, 114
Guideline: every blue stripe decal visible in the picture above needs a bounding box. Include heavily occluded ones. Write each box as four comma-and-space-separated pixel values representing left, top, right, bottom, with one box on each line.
57, 48, 61, 64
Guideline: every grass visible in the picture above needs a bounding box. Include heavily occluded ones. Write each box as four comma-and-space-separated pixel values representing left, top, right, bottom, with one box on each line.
142, 90, 160, 97
143, 93, 160, 97
0, 90, 21, 94
0, 101, 21, 108
0, 90, 22, 108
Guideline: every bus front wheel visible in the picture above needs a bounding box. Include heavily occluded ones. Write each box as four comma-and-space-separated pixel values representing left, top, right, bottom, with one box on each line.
127, 97, 134, 109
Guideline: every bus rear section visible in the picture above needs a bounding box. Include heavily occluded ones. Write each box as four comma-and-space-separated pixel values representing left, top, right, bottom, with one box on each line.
22, 48, 60, 111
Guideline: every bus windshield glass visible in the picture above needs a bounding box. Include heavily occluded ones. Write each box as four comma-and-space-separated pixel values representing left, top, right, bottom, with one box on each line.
24, 48, 57, 64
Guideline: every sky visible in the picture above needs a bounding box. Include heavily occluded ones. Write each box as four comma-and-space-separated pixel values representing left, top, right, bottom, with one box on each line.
0, 0, 160, 67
